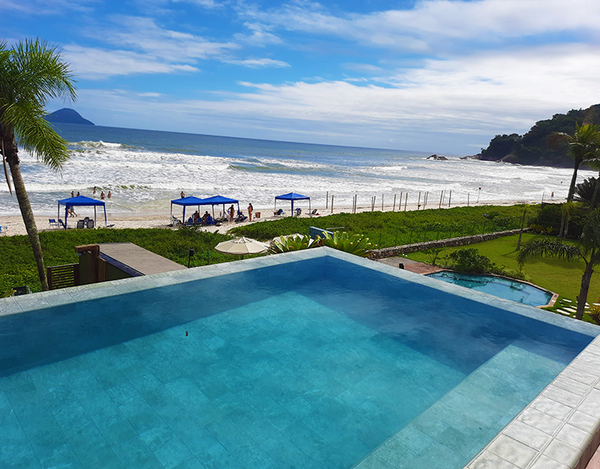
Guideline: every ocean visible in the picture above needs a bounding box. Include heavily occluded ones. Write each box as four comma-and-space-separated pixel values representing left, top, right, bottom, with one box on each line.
0, 123, 594, 216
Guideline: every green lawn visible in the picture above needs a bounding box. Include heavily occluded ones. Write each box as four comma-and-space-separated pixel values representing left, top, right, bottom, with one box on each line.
0, 227, 235, 295
406, 233, 600, 310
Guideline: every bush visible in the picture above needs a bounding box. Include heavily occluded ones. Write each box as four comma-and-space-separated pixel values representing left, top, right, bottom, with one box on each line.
445, 248, 494, 274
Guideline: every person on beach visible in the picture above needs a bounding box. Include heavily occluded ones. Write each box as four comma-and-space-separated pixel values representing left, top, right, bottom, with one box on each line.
248, 203, 253, 221
108, 191, 111, 199
193, 211, 200, 224
68, 206, 76, 217
76, 191, 80, 197
228, 205, 235, 222
71, 191, 74, 197
100, 191, 105, 200
180, 191, 185, 198
93, 186, 97, 194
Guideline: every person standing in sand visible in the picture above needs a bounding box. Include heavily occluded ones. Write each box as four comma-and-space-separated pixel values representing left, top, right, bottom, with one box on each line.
248, 203, 253, 221
228, 205, 235, 222
108, 191, 111, 199
100, 191, 105, 200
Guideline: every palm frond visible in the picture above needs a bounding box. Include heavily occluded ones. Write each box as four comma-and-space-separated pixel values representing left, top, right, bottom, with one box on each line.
517, 238, 581, 267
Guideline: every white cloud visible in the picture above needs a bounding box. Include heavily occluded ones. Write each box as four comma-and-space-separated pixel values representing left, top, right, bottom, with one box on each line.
102, 16, 239, 62
63, 45, 198, 78
70, 43, 600, 153
223, 57, 290, 68
0, 0, 94, 14
240, 0, 600, 53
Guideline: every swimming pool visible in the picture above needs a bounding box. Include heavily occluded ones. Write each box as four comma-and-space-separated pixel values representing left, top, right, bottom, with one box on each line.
427, 270, 553, 307
0, 248, 598, 469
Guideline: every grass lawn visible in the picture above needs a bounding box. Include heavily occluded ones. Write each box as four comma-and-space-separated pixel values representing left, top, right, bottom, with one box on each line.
0, 227, 235, 295
406, 233, 600, 318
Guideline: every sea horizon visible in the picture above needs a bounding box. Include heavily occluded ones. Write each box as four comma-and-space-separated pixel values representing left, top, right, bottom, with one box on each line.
0, 123, 595, 217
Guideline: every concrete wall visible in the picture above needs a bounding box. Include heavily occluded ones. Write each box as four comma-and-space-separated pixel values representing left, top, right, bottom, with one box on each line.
368, 228, 528, 259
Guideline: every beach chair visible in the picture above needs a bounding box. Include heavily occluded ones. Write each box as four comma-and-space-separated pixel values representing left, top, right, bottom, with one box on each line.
273, 209, 284, 216
171, 215, 182, 227
204, 215, 216, 226
0, 226, 6, 235
58, 219, 66, 229
76, 220, 85, 229
311, 209, 320, 216
295, 208, 302, 217
49, 219, 61, 228
86, 219, 95, 229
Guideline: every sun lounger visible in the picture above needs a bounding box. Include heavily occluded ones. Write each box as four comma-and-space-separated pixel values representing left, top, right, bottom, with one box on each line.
76, 220, 85, 229
0, 225, 6, 235
49, 219, 61, 228
274, 209, 284, 216
86, 219, 95, 229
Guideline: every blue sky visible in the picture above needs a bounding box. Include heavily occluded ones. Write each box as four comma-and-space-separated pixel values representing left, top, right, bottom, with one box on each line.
3, 0, 600, 154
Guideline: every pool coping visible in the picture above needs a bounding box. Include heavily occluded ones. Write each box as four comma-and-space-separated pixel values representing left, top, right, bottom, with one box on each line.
1, 247, 599, 469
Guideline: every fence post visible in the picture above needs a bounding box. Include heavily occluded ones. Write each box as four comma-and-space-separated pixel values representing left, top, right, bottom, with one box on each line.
381, 194, 384, 211
404, 192, 408, 211
448, 190, 452, 207
417, 192, 421, 210
326, 191, 329, 209
439, 191, 443, 209
331, 195, 334, 213
393, 194, 397, 212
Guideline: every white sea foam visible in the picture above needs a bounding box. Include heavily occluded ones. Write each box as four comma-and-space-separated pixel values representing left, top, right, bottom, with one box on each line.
0, 137, 595, 216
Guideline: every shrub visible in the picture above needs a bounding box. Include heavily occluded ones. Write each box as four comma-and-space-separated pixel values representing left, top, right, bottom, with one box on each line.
320, 232, 374, 257
445, 248, 494, 274
268, 235, 316, 253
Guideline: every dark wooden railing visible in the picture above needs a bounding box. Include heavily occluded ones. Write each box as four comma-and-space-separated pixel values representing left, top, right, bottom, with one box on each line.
47, 264, 80, 290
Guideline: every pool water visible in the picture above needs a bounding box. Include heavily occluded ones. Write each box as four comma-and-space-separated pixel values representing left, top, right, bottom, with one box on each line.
427, 270, 553, 307
0, 254, 593, 469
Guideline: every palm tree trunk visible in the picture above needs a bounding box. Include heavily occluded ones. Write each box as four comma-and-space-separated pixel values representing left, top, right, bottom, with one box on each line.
576, 262, 594, 320
6, 152, 49, 291
567, 159, 582, 202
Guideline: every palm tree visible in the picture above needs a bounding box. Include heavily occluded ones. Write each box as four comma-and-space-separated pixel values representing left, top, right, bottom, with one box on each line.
551, 124, 600, 202
0, 39, 76, 291
550, 124, 600, 236
517, 209, 600, 320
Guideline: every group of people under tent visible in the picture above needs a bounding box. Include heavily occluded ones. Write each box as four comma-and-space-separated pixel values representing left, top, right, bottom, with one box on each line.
183, 203, 259, 226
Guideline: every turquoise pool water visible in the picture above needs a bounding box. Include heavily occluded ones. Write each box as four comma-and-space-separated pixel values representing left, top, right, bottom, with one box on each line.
427, 271, 553, 307
0, 254, 594, 469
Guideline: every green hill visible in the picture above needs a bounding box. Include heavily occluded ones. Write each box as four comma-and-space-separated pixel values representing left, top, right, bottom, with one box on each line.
478, 104, 600, 167
46, 108, 94, 125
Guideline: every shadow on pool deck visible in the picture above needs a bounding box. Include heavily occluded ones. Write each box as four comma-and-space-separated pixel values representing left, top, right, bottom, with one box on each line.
375, 256, 444, 275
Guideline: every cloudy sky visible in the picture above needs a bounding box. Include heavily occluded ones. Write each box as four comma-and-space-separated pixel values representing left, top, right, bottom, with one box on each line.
4, 0, 600, 154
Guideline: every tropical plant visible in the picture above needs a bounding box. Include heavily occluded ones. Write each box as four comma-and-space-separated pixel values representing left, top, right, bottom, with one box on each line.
550, 123, 600, 202
0, 39, 76, 291
320, 231, 374, 257
445, 248, 494, 274
575, 177, 600, 206
517, 209, 600, 320
268, 234, 315, 253
550, 124, 600, 236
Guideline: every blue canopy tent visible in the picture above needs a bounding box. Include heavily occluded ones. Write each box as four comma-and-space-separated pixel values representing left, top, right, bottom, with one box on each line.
57, 195, 107, 229
197, 195, 239, 219
274, 192, 311, 216
170, 196, 207, 223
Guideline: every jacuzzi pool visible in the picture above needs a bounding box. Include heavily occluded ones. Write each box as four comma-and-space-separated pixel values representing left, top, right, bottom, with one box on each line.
0, 248, 597, 469
427, 270, 554, 307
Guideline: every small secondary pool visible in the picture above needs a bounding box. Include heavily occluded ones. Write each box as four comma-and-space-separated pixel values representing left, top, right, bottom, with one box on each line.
427, 270, 553, 307
0, 250, 596, 469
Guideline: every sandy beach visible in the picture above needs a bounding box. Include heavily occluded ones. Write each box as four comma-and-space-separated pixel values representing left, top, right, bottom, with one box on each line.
0, 197, 554, 237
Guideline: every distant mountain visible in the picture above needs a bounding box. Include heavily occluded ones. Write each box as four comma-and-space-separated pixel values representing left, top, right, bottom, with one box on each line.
473, 104, 600, 167
46, 108, 94, 126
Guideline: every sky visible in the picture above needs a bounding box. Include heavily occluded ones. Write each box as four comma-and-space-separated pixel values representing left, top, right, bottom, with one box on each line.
3, 0, 600, 154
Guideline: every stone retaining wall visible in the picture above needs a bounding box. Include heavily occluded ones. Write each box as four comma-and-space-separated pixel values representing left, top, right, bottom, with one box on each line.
368, 228, 528, 259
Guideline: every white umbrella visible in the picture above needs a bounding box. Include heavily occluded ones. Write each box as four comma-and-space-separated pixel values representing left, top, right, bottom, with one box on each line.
215, 236, 269, 259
